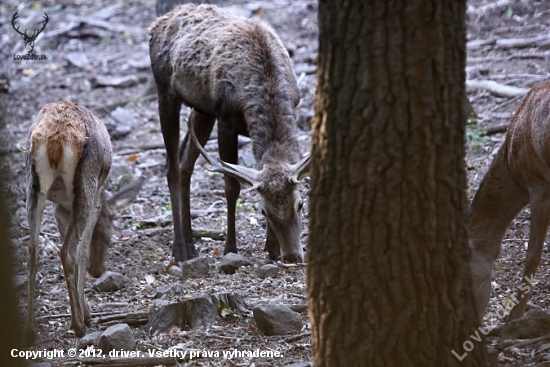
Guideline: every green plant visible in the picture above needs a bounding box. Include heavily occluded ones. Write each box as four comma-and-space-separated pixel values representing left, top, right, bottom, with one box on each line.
466, 127, 486, 151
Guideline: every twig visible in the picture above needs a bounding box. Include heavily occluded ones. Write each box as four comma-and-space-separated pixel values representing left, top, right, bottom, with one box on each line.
494, 333, 550, 351
466, 80, 528, 98
281, 331, 310, 343
482, 123, 509, 136
78, 355, 190, 366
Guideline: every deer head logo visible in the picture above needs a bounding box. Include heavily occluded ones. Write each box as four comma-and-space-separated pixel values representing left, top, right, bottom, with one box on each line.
11, 11, 49, 54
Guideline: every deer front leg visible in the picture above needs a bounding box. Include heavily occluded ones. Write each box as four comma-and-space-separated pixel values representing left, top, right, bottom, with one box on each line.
508, 189, 550, 322
179, 110, 216, 260
265, 223, 281, 261
217, 120, 240, 255
157, 93, 186, 262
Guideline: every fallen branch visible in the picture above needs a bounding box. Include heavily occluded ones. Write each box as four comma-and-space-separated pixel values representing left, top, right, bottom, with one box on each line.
483, 123, 509, 136
494, 333, 550, 351
466, 80, 528, 98
496, 34, 550, 49
282, 331, 310, 343
79, 354, 192, 367
92, 311, 149, 326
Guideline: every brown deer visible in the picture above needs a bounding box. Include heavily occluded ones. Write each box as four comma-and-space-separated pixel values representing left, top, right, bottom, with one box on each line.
470, 81, 550, 324
149, 4, 310, 264
25, 101, 142, 344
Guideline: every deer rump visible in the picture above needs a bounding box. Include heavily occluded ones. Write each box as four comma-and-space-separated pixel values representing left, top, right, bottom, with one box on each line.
149, 4, 310, 264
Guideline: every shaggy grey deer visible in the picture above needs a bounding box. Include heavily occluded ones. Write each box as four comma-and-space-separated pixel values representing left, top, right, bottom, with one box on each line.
25, 101, 142, 344
470, 81, 550, 323
149, 4, 310, 264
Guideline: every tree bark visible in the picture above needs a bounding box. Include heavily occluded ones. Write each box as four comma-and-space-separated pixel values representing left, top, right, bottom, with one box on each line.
307, 1, 488, 366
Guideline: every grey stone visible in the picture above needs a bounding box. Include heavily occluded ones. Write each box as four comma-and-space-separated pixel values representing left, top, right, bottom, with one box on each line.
13, 274, 27, 291
501, 309, 550, 339
220, 253, 251, 274
253, 303, 302, 336
256, 264, 279, 279
181, 257, 210, 279
93, 271, 127, 292
77, 331, 102, 350
144, 296, 217, 335
155, 283, 182, 299
98, 324, 136, 352
285, 363, 313, 367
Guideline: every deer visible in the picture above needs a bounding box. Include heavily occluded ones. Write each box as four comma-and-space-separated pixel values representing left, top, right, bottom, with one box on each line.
24, 101, 142, 345
11, 11, 48, 54
470, 81, 550, 324
149, 4, 310, 265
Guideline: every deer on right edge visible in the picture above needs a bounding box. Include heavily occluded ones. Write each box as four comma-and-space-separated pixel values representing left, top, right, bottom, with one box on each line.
470, 81, 550, 324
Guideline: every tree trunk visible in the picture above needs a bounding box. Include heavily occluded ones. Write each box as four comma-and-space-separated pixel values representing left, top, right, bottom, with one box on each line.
307, 1, 488, 366
0, 87, 25, 366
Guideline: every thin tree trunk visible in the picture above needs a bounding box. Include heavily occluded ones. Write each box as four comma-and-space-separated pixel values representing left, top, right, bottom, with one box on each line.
307, 1, 488, 366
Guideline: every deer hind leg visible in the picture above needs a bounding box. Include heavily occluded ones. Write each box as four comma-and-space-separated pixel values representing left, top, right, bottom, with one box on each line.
24, 187, 48, 345
508, 187, 550, 322
179, 109, 215, 259
61, 174, 104, 336
217, 118, 241, 255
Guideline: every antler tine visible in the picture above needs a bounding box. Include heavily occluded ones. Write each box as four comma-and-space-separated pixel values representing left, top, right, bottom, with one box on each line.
11, 11, 26, 36
38, 13, 49, 34
186, 114, 260, 187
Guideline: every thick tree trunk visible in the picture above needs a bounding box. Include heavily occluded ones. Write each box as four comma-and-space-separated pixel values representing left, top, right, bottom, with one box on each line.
0, 90, 25, 365
307, 1, 488, 366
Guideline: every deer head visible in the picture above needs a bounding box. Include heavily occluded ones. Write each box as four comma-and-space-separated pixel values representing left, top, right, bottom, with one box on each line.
188, 117, 310, 262
12, 11, 48, 54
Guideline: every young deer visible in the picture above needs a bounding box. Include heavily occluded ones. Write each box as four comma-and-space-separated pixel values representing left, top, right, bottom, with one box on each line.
25, 101, 142, 344
470, 81, 550, 323
149, 4, 310, 264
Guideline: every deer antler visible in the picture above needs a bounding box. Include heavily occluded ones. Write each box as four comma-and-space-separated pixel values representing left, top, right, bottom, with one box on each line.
11, 11, 48, 40
11, 11, 26, 38
186, 114, 263, 190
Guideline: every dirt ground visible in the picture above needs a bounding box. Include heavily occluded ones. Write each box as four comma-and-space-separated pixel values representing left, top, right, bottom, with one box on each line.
1, 0, 549, 366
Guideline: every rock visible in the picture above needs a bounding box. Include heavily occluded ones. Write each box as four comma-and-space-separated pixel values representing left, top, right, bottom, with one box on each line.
148, 299, 170, 317
184, 297, 218, 329
167, 265, 182, 277
288, 304, 307, 313
501, 309, 550, 339
211, 293, 248, 315
65, 52, 90, 69
98, 324, 136, 352
285, 363, 313, 367
144, 302, 184, 335
256, 264, 279, 279
28, 363, 52, 367
145, 294, 246, 335
92, 271, 127, 292
92, 75, 140, 88
253, 304, 302, 336
155, 283, 182, 299
181, 257, 210, 279
77, 331, 102, 350
12, 274, 27, 291
220, 253, 251, 274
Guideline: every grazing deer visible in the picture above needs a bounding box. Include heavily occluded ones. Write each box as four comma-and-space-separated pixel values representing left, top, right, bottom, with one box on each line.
470, 81, 550, 324
25, 101, 142, 344
149, 4, 310, 264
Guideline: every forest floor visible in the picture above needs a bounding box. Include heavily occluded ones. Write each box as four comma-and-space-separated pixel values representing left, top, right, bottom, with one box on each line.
1, 0, 549, 366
